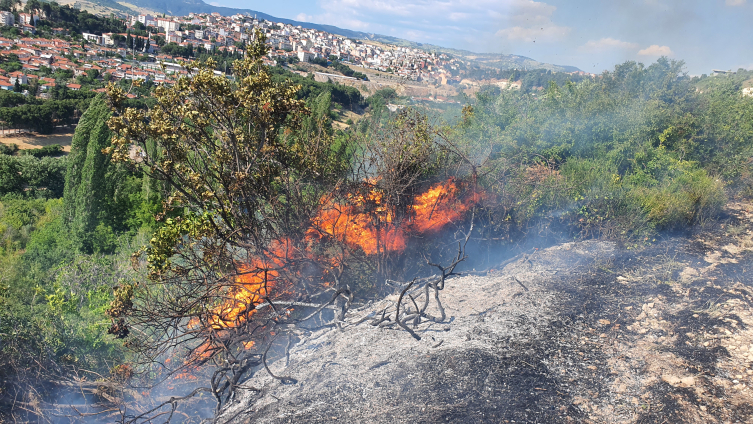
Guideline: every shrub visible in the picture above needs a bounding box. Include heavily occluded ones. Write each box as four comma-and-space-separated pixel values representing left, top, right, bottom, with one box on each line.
0, 143, 18, 155
21, 144, 64, 158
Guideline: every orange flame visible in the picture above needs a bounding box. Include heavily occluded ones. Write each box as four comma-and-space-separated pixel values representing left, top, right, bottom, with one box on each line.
307, 189, 406, 255
308, 179, 479, 254
411, 179, 475, 233
190, 179, 482, 356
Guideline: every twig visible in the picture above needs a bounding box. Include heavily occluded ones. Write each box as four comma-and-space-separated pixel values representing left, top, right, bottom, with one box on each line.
262, 337, 297, 385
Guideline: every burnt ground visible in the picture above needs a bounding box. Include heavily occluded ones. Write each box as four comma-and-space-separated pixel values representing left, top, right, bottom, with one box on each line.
218, 202, 753, 424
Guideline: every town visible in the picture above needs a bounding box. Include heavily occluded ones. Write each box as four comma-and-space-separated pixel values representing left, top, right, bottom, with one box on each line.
0, 6, 529, 94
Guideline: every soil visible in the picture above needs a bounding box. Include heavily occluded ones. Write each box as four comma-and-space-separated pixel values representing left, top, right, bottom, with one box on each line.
0, 127, 74, 152
218, 202, 753, 423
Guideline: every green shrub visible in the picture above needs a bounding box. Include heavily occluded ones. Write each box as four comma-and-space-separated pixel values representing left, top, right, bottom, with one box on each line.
21, 144, 64, 158
0, 143, 18, 155
560, 150, 725, 241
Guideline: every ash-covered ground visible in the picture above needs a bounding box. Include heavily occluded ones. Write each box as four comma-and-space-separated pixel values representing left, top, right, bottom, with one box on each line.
218, 203, 753, 424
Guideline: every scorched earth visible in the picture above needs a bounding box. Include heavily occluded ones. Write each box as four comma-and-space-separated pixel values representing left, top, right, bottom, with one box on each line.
218, 202, 753, 424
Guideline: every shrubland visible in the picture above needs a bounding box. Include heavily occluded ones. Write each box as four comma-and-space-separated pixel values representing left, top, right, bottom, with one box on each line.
0, 32, 752, 421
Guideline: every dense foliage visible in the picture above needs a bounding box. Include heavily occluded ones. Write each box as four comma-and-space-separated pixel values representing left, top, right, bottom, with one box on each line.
445, 59, 751, 245
34, 1, 127, 35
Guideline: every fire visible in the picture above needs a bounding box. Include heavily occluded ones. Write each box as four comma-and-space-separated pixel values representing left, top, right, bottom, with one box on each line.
191, 178, 482, 355
307, 189, 406, 255
411, 179, 476, 233
189, 240, 295, 333
308, 179, 480, 254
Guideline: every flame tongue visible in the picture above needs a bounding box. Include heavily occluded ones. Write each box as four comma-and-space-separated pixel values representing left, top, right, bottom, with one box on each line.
412, 179, 469, 233
308, 179, 476, 255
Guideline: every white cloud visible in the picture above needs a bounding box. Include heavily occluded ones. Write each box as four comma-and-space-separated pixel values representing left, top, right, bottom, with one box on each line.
310, 0, 570, 45
496, 25, 571, 42
637, 44, 673, 57
578, 38, 639, 53
725, 0, 746, 6
508, 0, 557, 26
295, 13, 313, 22
448, 12, 469, 21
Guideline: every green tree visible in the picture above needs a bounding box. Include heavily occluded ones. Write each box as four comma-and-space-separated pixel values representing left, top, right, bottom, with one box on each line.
62, 95, 117, 252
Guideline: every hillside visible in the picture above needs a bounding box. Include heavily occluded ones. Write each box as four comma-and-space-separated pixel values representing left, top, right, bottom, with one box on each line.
69, 0, 580, 73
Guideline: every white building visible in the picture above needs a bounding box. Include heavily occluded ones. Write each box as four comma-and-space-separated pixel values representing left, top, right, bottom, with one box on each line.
298, 50, 315, 62
137, 14, 154, 26
102, 33, 115, 46
157, 18, 179, 33
0, 11, 14, 26
17, 13, 38, 26
82, 33, 103, 45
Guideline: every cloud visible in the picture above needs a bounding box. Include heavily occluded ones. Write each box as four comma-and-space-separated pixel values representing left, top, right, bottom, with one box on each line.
578, 38, 639, 53
496, 25, 571, 42
725, 0, 746, 6
494, 0, 571, 43
310, 0, 570, 46
637, 44, 673, 57
508, 0, 557, 26
295, 13, 313, 22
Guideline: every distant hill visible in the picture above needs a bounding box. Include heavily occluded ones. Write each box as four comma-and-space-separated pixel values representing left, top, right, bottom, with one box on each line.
87, 0, 582, 73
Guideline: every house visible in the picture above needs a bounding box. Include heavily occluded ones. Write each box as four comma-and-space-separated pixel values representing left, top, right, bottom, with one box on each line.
102, 33, 115, 46
157, 18, 179, 33
66, 83, 81, 90
167, 33, 181, 43
17, 13, 39, 26
137, 14, 154, 26
9, 72, 27, 85
743, 87, 753, 98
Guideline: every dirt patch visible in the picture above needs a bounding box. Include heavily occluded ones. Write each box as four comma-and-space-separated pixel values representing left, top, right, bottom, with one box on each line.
0, 128, 74, 152
218, 203, 753, 423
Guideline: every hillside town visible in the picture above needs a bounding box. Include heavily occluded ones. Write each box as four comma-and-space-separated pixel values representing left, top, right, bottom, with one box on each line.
0, 7, 591, 94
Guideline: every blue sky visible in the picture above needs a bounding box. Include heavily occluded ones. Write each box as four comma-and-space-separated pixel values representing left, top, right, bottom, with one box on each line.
215, 0, 753, 75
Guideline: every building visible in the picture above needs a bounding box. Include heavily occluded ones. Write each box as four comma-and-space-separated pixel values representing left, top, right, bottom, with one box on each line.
157, 18, 179, 33
9, 72, 27, 85
137, 14, 154, 25
17, 13, 39, 26
82, 33, 103, 45
0, 11, 14, 26
298, 50, 315, 62
102, 33, 115, 46
167, 32, 182, 44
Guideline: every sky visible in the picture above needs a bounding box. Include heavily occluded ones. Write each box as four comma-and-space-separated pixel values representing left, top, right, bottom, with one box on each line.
212, 0, 753, 75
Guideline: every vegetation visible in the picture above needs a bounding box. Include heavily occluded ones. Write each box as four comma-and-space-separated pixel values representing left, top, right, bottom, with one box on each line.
1, 28, 752, 422
312, 56, 368, 80
34, 1, 127, 35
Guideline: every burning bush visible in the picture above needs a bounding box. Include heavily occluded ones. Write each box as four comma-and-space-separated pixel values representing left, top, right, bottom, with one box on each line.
103, 31, 483, 416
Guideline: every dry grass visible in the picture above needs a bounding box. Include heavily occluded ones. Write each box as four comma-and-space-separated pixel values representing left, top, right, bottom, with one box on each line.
0, 128, 74, 152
